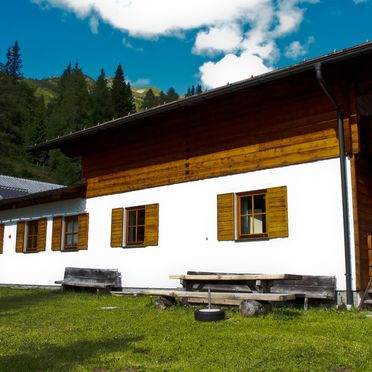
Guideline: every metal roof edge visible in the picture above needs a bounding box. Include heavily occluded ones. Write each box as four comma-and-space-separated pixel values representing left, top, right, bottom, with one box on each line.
0, 182, 86, 210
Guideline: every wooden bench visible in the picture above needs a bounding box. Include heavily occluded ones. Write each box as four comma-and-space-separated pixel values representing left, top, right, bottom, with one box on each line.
55, 267, 122, 292
270, 275, 336, 308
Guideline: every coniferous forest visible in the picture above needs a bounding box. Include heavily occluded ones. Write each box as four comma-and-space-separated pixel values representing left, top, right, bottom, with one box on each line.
0, 42, 183, 185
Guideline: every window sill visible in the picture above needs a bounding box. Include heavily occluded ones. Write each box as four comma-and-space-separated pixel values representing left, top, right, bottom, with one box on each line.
235, 235, 269, 242
123, 244, 146, 249
62, 248, 79, 252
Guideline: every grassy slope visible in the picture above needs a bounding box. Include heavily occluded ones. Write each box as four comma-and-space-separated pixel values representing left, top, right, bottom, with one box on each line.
0, 288, 371, 371
24, 77, 60, 105
24, 77, 161, 112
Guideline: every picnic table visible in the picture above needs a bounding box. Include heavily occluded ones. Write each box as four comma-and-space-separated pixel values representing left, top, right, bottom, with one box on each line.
163, 272, 303, 306
169, 272, 303, 294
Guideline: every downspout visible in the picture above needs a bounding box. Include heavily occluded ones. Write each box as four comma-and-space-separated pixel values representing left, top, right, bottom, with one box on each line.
315, 63, 353, 305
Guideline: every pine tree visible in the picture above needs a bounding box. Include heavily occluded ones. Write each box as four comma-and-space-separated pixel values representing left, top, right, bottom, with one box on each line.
165, 87, 179, 103
158, 91, 167, 105
91, 68, 112, 124
142, 88, 157, 110
111, 64, 135, 118
190, 85, 195, 96
185, 88, 191, 97
3, 41, 23, 79
124, 82, 135, 114
45, 63, 93, 184
0, 71, 48, 175
196, 84, 203, 94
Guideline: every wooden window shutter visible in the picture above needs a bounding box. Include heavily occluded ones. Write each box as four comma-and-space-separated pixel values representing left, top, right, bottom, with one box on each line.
0, 224, 4, 254
267, 186, 288, 239
77, 213, 89, 250
111, 208, 124, 247
217, 193, 235, 241
144, 204, 159, 246
36, 218, 47, 252
16, 221, 25, 253
51, 217, 63, 251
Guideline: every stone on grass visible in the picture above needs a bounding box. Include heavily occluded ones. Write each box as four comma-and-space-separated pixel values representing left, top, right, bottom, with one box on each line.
240, 300, 271, 317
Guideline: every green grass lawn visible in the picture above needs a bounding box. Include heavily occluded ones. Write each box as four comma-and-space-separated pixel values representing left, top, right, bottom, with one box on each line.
0, 288, 371, 371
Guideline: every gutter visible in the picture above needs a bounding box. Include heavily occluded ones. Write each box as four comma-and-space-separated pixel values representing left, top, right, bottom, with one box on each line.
315, 63, 353, 306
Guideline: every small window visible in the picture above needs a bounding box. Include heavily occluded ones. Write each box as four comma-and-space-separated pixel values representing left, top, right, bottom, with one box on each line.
126, 206, 145, 246
26, 221, 39, 252
217, 186, 288, 241
15, 219, 47, 253
110, 204, 159, 248
237, 192, 267, 239
52, 214, 89, 252
64, 216, 79, 250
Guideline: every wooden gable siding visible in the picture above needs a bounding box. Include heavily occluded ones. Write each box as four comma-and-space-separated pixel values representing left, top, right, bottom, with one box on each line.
352, 117, 372, 290
83, 72, 354, 198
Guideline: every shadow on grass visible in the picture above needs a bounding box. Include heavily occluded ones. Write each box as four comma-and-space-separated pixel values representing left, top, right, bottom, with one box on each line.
0, 334, 145, 371
0, 289, 62, 314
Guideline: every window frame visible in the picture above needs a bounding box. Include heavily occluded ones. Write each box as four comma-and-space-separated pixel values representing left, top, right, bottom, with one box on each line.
236, 190, 268, 240
25, 220, 39, 252
63, 215, 79, 251
125, 206, 146, 247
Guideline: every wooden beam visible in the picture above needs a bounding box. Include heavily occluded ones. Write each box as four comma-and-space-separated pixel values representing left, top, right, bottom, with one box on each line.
169, 274, 302, 281
137, 289, 296, 302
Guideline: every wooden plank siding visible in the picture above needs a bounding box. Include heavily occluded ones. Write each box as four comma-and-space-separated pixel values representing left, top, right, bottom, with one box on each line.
83, 74, 349, 198
352, 117, 372, 290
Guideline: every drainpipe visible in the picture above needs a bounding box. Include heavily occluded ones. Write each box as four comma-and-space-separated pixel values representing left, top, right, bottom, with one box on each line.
314, 63, 353, 305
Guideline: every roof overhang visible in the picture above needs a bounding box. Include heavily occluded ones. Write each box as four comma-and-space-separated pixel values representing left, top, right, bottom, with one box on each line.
29, 41, 372, 156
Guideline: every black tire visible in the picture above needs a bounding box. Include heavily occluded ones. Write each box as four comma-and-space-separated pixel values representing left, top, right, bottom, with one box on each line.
194, 308, 225, 321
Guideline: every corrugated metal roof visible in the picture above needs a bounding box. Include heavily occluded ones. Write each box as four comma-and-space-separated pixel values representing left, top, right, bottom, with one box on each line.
0, 175, 62, 200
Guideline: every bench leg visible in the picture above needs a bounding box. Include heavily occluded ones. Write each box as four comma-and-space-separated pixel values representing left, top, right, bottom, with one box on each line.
304, 297, 309, 311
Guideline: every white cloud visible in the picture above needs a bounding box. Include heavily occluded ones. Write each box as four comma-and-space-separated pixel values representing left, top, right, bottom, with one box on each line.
193, 24, 243, 56
35, 0, 266, 37
199, 52, 273, 89
89, 16, 99, 34
35, 0, 318, 89
271, 0, 304, 37
284, 36, 315, 59
353, 0, 369, 3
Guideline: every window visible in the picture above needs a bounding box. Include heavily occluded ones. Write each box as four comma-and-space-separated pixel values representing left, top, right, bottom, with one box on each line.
26, 220, 39, 252
111, 204, 159, 248
51, 214, 89, 252
15, 219, 47, 253
64, 216, 79, 250
237, 192, 267, 239
217, 186, 288, 241
126, 206, 145, 245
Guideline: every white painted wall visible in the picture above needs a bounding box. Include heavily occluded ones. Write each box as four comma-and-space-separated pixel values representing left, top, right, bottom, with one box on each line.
0, 158, 355, 291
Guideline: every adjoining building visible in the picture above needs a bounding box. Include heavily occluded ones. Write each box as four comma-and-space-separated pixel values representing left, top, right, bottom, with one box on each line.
1, 42, 372, 305
0, 175, 61, 200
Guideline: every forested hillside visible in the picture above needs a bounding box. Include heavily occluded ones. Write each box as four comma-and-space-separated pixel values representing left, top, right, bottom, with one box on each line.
0, 42, 182, 185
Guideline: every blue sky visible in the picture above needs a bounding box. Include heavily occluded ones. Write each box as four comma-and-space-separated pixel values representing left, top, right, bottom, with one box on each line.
0, 0, 371, 94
